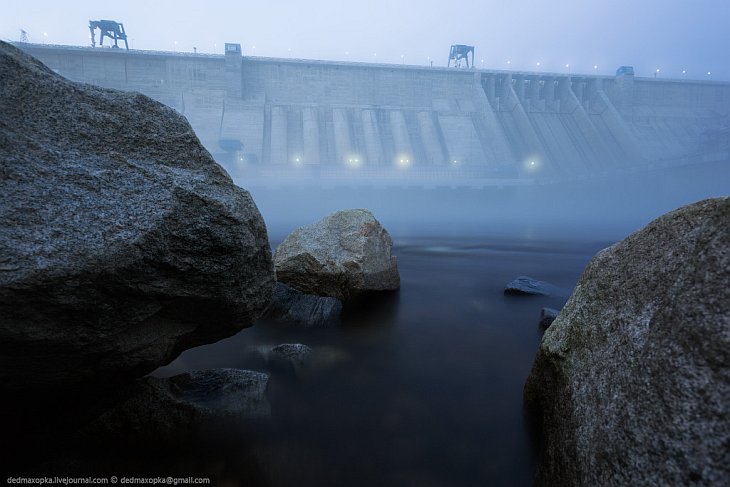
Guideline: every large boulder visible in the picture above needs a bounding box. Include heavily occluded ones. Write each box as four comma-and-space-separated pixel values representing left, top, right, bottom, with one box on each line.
0, 41, 274, 391
524, 197, 730, 486
273, 209, 400, 301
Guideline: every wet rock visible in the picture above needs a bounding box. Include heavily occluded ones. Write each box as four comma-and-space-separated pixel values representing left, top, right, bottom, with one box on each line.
524, 197, 730, 486
504, 276, 554, 296
263, 282, 342, 327
539, 308, 559, 329
87, 369, 270, 442
273, 209, 400, 301
0, 42, 274, 391
269, 344, 313, 375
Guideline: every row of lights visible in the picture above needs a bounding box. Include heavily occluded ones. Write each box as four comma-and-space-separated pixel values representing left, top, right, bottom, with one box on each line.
283, 156, 471, 168
33, 32, 719, 78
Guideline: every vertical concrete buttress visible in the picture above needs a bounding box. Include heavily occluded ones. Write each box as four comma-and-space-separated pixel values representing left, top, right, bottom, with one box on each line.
302, 107, 320, 164
270, 106, 288, 164
361, 109, 384, 165
389, 110, 413, 160
416, 111, 446, 165
332, 108, 352, 164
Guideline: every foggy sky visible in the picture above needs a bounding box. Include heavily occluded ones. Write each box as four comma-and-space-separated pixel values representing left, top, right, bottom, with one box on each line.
1, 0, 728, 80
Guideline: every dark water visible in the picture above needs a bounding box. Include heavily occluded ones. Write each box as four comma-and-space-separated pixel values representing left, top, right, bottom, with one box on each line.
151, 234, 610, 486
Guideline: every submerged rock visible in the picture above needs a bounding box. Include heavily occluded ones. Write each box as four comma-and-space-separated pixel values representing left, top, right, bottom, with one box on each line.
524, 197, 730, 486
87, 369, 270, 442
273, 209, 400, 301
269, 344, 313, 374
539, 307, 560, 329
263, 282, 342, 327
504, 276, 554, 296
0, 41, 274, 391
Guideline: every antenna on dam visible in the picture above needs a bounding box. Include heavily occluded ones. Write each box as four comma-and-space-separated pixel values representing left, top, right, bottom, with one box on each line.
89, 20, 129, 50
448, 45, 475, 68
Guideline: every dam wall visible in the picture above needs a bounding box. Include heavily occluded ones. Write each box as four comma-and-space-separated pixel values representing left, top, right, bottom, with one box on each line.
15, 42, 730, 182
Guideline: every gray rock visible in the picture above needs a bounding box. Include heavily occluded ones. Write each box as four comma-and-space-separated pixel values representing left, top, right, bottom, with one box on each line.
269, 343, 313, 374
0, 42, 274, 391
504, 276, 554, 296
539, 307, 559, 329
524, 197, 730, 486
273, 209, 400, 301
263, 282, 342, 327
87, 369, 270, 442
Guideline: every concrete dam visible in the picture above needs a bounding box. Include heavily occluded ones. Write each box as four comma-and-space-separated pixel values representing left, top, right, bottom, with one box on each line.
15, 42, 730, 184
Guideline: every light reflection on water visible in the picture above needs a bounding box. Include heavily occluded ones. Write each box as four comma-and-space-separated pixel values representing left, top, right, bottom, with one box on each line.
153, 235, 610, 486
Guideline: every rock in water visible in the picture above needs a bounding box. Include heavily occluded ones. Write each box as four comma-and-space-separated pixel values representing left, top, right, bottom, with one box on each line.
273, 209, 400, 301
504, 276, 554, 296
87, 369, 270, 442
264, 282, 342, 327
0, 41, 274, 391
269, 344, 313, 375
524, 197, 730, 486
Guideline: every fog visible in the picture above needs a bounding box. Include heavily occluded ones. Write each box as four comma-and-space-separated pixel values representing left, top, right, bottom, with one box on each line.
244, 159, 730, 243
5, 1, 729, 242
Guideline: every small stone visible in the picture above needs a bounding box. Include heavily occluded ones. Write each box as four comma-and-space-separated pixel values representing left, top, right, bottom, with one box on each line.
504, 276, 554, 296
269, 344, 313, 374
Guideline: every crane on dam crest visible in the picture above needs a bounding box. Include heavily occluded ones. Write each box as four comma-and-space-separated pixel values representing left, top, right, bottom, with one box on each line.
448, 44, 475, 68
89, 20, 129, 50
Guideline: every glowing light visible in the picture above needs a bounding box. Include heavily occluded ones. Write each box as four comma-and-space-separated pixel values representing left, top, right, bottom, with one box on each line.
707, 71, 712, 76
293, 156, 303, 166
346, 155, 362, 168
536, 62, 541, 67
682, 70, 686, 74
525, 156, 540, 171
396, 156, 411, 168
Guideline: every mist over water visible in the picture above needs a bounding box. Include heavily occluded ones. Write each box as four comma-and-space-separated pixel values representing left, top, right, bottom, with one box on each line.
148, 157, 730, 484
242, 158, 730, 243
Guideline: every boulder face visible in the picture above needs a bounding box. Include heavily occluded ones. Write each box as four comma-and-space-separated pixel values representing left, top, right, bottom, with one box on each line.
0, 41, 275, 391
263, 282, 342, 328
524, 197, 730, 486
273, 209, 400, 301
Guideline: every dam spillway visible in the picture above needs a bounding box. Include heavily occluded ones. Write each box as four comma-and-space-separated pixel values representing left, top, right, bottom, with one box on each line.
15, 42, 730, 184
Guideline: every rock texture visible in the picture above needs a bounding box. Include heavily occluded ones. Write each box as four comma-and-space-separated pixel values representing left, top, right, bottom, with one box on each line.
87, 369, 270, 442
269, 343, 313, 375
273, 209, 400, 301
539, 307, 559, 329
263, 282, 342, 327
504, 276, 554, 296
0, 41, 274, 391
524, 197, 730, 486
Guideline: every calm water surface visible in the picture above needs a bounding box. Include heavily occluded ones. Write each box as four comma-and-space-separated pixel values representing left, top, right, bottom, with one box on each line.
152, 234, 610, 486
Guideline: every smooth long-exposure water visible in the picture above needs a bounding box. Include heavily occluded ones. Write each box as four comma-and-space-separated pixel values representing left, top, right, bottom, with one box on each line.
150, 234, 610, 486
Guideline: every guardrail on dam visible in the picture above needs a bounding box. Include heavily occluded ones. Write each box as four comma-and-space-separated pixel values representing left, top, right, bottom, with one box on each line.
16, 42, 730, 184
